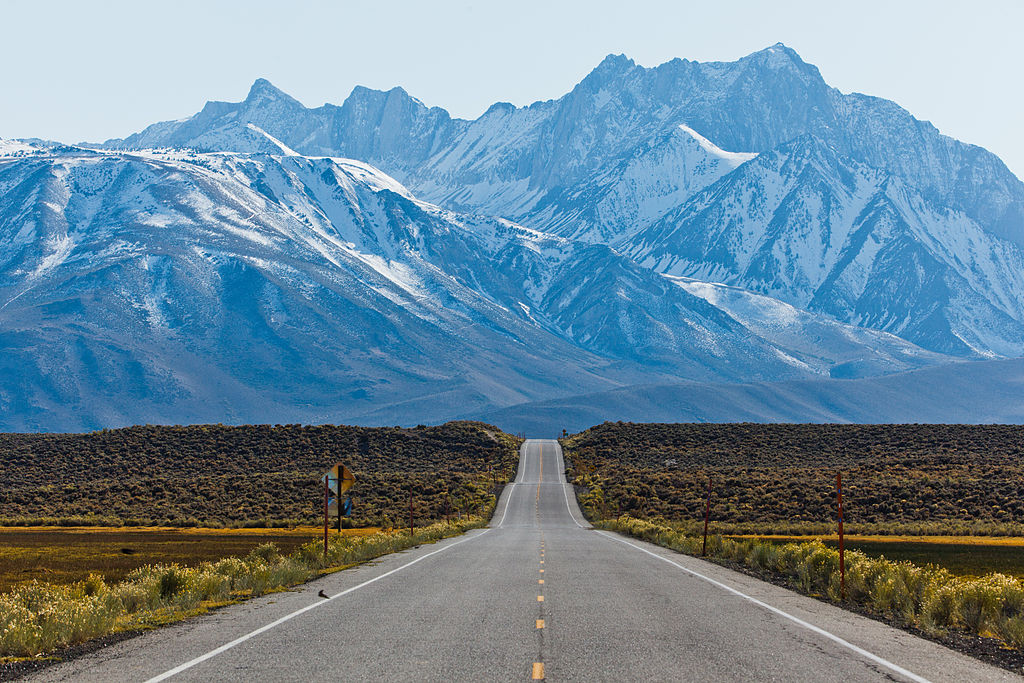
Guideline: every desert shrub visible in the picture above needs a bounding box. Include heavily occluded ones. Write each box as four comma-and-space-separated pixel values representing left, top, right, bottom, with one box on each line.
157, 566, 186, 600
247, 542, 281, 564
599, 516, 1024, 652
0, 421, 519, 527
563, 423, 1024, 530
957, 575, 1009, 634
0, 507, 493, 658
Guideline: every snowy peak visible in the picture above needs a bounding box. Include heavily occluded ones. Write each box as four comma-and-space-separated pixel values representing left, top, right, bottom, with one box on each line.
100, 45, 1024, 249
8, 143, 941, 431
625, 137, 1024, 357
741, 42, 816, 71
58, 44, 1024, 380
0, 138, 46, 157
523, 124, 757, 245
579, 53, 639, 86
243, 78, 299, 106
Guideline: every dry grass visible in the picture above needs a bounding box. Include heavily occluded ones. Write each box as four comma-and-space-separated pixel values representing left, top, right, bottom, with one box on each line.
727, 534, 1024, 580
601, 516, 1024, 650
0, 516, 488, 658
730, 535, 1024, 546
0, 527, 378, 594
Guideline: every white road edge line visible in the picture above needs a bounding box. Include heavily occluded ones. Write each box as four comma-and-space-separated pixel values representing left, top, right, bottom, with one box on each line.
516, 442, 528, 483
596, 531, 931, 683
560, 483, 585, 528
551, 440, 586, 528
495, 483, 517, 528
496, 442, 530, 528
145, 529, 491, 683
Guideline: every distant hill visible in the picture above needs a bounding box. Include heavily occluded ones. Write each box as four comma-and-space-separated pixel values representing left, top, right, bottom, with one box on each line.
475, 358, 1024, 436
0, 421, 518, 527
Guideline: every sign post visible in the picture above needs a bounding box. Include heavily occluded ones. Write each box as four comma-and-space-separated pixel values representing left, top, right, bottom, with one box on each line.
323, 476, 329, 562
837, 471, 846, 601
322, 463, 356, 562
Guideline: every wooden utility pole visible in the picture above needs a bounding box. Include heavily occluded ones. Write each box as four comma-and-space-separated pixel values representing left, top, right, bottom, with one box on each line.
837, 471, 846, 601
323, 477, 329, 562
702, 475, 712, 557
409, 487, 415, 537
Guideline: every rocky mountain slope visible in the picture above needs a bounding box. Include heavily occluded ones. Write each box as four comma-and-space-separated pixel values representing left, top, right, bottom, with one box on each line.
1, 141, 948, 430
106, 44, 1024, 249
625, 136, 1024, 355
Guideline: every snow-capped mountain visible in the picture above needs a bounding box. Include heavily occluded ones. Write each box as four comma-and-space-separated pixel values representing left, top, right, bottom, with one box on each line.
0, 140, 955, 430
0, 142, 621, 430
105, 44, 1024, 249
625, 136, 1024, 356
3, 43, 1022, 430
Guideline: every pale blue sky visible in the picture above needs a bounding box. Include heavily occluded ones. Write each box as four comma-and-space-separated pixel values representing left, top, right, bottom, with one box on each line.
2, 0, 1021, 178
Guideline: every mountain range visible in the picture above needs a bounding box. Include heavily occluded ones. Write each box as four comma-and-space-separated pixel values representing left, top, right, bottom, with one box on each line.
2, 43, 1022, 432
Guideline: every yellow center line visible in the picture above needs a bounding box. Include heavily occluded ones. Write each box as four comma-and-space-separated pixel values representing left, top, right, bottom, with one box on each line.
536, 444, 543, 501
532, 662, 545, 679
536, 619, 545, 629
537, 595, 544, 602
539, 569, 544, 573
538, 579, 544, 584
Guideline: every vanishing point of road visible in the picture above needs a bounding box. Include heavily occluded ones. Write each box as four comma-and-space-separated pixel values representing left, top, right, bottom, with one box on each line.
33, 440, 1015, 682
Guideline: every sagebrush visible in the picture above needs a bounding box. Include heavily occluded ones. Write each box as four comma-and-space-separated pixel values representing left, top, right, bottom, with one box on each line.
600, 516, 1024, 650
0, 517, 487, 658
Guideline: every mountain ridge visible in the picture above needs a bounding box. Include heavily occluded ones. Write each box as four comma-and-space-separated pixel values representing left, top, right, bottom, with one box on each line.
101, 44, 1024, 247
0, 141, 963, 431
473, 357, 1024, 436
3, 44, 1021, 430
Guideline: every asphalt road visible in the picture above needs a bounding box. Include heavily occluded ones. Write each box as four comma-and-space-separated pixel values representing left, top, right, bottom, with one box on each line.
33, 440, 1016, 682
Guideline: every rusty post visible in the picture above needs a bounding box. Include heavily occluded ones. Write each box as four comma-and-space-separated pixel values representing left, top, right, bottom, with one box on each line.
323, 475, 329, 562
702, 475, 712, 557
409, 487, 414, 537
837, 471, 846, 601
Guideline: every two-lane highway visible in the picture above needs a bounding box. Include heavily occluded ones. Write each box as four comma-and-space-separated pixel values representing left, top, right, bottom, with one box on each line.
34, 440, 1014, 681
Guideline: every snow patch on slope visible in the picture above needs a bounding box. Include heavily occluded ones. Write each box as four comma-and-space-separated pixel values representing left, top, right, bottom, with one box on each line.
676, 124, 756, 167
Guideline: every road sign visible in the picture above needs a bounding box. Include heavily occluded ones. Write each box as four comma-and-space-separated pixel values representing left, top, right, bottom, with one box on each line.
323, 463, 355, 495
323, 463, 355, 514
323, 463, 357, 553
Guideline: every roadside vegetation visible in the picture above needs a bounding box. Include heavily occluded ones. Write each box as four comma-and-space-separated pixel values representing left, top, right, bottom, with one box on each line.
0, 517, 489, 659
563, 422, 1024, 531
565, 422, 1024, 657
599, 517, 1024, 652
0, 526, 378, 593
0, 420, 518, 662
0, 421, 519, 527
